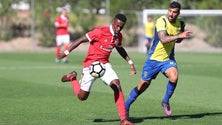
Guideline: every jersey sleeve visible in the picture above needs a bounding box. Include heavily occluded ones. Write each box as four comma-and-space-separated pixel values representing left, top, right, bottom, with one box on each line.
86, 28, 100, 42
155, 17, 166, 32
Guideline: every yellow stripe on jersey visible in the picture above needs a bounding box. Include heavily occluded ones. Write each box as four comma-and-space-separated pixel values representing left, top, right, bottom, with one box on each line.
150, 16, 185, 61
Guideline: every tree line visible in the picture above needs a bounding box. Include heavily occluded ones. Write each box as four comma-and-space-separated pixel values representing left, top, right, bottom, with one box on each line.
0, 0, 221, 47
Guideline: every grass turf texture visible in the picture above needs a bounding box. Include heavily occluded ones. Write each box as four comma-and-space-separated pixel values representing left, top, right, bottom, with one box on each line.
0, 51, 222, 125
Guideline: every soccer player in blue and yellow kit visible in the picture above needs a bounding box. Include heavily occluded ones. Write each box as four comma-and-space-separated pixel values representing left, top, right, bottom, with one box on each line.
125, 1, 191, 117
144, 16, 155, 53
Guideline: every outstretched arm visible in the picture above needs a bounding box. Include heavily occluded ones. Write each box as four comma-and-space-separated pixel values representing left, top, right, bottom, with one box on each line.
158, 30, 191, 44
58, 35, 89, 59
116, 46, 136, 75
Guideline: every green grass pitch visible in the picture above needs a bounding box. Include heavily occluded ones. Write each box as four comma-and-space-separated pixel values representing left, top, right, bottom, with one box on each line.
0, 51, 222, 125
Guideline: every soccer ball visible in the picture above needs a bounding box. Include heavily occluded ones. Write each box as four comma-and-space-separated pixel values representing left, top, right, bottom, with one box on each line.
89, 61, 106, 78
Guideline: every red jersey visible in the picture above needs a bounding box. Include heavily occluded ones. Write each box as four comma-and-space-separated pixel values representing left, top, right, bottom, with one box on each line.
55, 15, 69, 35
84, 26, 123, 67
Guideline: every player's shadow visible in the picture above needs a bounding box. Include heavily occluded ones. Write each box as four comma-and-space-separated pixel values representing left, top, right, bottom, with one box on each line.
93, 112, 222, 124
130, 112, 222, 123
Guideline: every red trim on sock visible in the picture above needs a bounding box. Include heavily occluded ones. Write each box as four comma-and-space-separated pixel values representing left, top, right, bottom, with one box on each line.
114, 91, 127, 121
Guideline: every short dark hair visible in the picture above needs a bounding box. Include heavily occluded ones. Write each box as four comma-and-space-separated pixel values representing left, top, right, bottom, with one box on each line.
114, 14, 127, 22
169, 1, 181, 10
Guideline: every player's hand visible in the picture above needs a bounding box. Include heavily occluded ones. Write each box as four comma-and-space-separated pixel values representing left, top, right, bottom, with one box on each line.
130, 66, 136, 75
129, 63, 136, 75
130, 69, 136, 76
179, 30, 192, 39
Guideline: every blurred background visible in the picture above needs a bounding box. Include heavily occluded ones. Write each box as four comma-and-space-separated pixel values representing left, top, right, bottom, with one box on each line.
0, 0, 222, 52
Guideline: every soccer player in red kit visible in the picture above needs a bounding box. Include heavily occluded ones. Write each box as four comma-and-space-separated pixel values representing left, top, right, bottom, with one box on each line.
58, 14, 136, 125
55, 8, 70, 63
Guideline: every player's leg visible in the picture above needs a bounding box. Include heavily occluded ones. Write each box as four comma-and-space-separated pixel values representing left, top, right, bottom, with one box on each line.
125, 60, 159, 117
146, 38, 152, 53
55, 36, 62, 63
125, 79, 151, 116
62, 34, 70, 63
162, 63, 178, 116
61, 43, 69, 63
61, 68, 95, 101
55, 46, 61, 61
62, 74, 89, 100
61, 71, 80, 95
110, 80, 134, 125
101, 63, 134, 124
110, 80, 127, 121
163, 67, 178, 103
144, 38, 149, 54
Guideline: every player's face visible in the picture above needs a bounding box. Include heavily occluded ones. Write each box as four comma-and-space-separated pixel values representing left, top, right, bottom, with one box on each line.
112, 19, 125, 34
61, 9, 67, 16
167, 7, 180, 23
147, 16, 152, 22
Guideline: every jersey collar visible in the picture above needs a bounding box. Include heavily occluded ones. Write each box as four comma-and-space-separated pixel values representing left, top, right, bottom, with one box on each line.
110, 25, 115, 36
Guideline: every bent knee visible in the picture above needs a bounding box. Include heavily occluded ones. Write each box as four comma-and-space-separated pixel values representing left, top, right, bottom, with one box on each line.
77, 91, 89, 101
78, 97, 87, 101
110, 81, 121, 92
169, 76, 178, 83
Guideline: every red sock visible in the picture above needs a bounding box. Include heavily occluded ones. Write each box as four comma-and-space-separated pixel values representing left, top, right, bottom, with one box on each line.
114, 91, 127, 121
56, 46, 60, 58
64, 44, 69, 51
71, 80, 80, 97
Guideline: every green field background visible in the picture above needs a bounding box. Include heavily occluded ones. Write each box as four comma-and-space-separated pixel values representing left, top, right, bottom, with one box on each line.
0, 51, 221, 125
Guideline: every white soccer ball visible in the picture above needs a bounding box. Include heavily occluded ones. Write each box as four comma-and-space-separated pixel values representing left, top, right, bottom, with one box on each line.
89, 61, 106, 78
